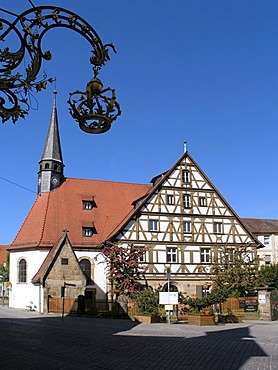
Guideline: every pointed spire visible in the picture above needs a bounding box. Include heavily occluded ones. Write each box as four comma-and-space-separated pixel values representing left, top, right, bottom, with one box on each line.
41, 90, 63, 164
38, 91, 65, 194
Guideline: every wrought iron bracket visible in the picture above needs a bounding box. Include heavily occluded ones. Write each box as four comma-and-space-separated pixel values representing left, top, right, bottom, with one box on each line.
0, 5, 120, 131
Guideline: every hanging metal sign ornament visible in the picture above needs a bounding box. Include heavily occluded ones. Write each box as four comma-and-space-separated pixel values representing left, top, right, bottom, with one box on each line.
0, 5, 121, 133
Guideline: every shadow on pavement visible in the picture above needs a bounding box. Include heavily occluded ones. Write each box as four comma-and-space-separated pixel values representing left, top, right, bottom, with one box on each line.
0, 308, 268, 370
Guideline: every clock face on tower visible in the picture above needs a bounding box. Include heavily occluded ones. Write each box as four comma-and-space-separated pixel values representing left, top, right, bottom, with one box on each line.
51, 176, 60, 186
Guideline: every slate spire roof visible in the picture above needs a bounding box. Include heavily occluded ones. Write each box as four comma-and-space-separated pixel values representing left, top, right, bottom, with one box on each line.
40, 90, 63, 164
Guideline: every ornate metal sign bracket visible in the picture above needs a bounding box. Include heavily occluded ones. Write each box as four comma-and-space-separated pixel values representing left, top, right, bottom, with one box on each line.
0, 5, 121, 133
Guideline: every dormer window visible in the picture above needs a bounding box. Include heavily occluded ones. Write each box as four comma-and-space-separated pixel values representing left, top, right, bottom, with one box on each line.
82, 200, 96, 210
82, 226, 96, 237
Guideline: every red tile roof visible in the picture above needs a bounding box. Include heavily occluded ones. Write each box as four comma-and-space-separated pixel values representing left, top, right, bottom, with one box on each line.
0, 246, 8, 265
10, 178, 151, 250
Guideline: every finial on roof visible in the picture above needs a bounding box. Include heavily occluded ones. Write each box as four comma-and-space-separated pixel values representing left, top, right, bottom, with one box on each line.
184, 141, 187, 153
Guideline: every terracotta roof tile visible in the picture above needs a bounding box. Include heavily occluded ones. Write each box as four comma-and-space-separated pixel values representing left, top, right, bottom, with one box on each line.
0, 246, 8, 265
10, 178, 151, 250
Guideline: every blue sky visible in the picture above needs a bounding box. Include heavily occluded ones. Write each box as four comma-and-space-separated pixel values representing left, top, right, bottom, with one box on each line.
1, 0, 278, 244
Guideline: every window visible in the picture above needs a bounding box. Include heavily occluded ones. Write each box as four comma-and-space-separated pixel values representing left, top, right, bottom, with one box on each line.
149, 219, 158, 232
82, 227, 96, 237
83, 201, 94, 210
45, 163, 49, 169
183, 221, 191, 233
182, 170, 190, 183
264, 236, 270, 245
265, 255, 271, 265
201, 248, 210, 263
80, 258, 91, 278
167, 247, 177, 263
166, 195, 174, 205
213, 222, 223, 234
199, 196, 206, 207
183, 194, 191, 208
18, 259, 27, 283
61, 258, 68, 265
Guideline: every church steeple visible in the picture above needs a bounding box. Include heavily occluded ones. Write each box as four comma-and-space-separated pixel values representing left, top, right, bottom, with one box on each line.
38, 91, 65, 194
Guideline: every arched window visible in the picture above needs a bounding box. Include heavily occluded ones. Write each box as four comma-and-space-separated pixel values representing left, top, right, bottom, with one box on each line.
18, 259, 27, 283
162, 283, 178, 292
54, 164, 58, 171
45, 163, 49, 169
80, 259, 91, 279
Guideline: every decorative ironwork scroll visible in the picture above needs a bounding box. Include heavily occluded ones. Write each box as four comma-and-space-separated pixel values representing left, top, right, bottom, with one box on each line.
0, 5, 120, 132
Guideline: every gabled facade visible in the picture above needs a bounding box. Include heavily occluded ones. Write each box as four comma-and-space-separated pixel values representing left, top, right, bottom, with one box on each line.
110, 151, 261, 296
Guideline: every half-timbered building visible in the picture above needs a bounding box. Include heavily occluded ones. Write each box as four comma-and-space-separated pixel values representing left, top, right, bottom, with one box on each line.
109, 149, 262, 296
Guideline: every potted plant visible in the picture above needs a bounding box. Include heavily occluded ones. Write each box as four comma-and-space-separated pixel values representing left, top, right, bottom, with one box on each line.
181, 296, 215, 326
130, 288, 162, 323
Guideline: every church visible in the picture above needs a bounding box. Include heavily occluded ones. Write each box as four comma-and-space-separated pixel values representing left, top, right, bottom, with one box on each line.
8, 92, 263, 313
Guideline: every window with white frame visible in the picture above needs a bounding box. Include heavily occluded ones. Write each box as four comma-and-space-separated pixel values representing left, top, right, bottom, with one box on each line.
213, 222, 223, 234
199, 196, 206, 207
82, 227, 96, 237
200, 248, 210, 263
183, 194, 191, 208
264, 236, 270, 245
83, 201, 93, 210
182, 170, 190, 183
183, 221, 191, 233
149, 219, 159, 232
167, 247, 177, 263
166, 194, 175, 205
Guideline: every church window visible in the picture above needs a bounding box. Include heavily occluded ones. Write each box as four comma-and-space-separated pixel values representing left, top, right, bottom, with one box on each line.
54, 164, 58, 171
167, 247, 177, 263
199, 196, 206, 207
213, 222, 223, 234
183, 221, 191, 233
182, 170, 190, 183
61, 258, 68, 265
45, 163, 49, 169
201, 248, 210, 263
183, 194, 191, 208
18, 259, 27, 283
80, 259, 91, 278
166, 195, 174, 205
149, 219, 159, 232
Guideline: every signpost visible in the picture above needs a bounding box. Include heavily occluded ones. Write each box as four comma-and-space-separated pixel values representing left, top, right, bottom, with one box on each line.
159, 292, 178, 323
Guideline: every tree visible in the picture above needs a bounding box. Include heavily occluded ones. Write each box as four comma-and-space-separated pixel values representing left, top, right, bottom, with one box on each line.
100, 241, 147, 298
131, 288, 161, 316
259, 264, 278, 289
208, 244, 261, 298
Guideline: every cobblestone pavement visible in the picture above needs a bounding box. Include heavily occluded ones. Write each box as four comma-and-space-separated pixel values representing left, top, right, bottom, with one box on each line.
0, 306, 277, 370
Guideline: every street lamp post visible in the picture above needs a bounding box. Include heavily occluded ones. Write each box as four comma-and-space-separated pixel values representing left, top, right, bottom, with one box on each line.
0, 5, 121, 132
166, 266, 171, 324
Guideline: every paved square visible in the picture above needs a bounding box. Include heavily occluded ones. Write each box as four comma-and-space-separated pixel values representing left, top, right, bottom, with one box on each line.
0, 307, 277, 369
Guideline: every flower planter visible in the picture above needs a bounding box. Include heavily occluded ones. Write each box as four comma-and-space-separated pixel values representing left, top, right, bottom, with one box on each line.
187, 314, 215, 326
134, 315, 161, 324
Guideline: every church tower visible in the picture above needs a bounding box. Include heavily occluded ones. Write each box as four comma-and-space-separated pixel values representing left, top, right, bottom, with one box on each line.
38, 91, 64, 194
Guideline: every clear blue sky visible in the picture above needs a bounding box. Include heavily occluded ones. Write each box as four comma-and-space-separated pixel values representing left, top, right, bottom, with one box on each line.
1, 0, 278, 244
